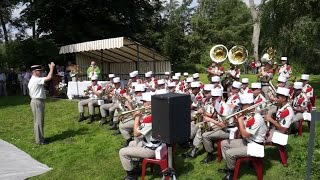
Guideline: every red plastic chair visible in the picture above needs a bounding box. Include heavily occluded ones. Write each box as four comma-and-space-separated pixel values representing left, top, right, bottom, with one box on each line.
233, 157, 263, 180
265, 142, 288, 167
141, 155, 169, 180
298, 119, 310, 136
216, 140, 223, 162
141, 145, 175, 180
298, 95, 315, 136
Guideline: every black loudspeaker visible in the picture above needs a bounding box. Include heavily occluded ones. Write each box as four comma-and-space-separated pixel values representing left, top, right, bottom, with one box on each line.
152, 93, 191, 144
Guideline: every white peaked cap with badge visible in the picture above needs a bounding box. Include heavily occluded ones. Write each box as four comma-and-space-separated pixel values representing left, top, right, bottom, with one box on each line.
293, 82, 303, 89
183, 72, 189, 76
281, 56, 288, 61
129, 72, 136, 78
91, 75, 98, 81
278, 76, 287, 83
204, 84, 214, 91
175, 72, 181, 77
193, 73, 199, 78
142, 92, 155, 102
251, 82, 261, 89
135, 84, 145, 92
186, 77, 194, 83
191, 81, 200, 88
165, 72, 170, 75
240, 93, 254, 104
172, 76, 179, 80
211, 88, 223, 97
145, 72, 152, 78
277, 87, 290, 96
108, 74, 115, 78
301, 74, 309, 80
113, 77, 120, 83
157, 79, 165, 85
241, 78, 249, 84
211, 76, 221, 82
168, 82, 176, 87
232, 81, 242, 89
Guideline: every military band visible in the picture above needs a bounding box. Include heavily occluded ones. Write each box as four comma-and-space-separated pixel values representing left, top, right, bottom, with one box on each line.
71, 47, 315, 180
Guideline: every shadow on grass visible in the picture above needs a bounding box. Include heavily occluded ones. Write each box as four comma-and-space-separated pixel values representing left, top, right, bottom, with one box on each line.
0, 95, 30, 109
0, 95, 67, 109
46, 127, 89, 143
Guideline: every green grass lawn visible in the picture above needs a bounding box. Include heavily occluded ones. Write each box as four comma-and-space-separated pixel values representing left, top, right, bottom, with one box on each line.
0, 74, 319, 180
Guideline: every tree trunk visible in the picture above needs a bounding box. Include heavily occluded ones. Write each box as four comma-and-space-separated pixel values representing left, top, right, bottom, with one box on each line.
32, 23, 36, 39
0, 13, 9, 43
252, 21, 261, 61
249, 0, 260, 61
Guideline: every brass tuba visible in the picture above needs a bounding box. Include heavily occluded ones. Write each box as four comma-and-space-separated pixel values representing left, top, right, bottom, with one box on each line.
228, 45, 248, 65
261, 47, 275, 63
210, 45, 228, 63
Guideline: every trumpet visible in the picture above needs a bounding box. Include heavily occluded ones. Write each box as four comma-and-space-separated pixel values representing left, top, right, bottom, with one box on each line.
117, 106, 151, 121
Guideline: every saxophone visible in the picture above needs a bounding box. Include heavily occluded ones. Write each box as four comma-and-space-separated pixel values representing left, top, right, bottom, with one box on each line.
198, 99, 213, 133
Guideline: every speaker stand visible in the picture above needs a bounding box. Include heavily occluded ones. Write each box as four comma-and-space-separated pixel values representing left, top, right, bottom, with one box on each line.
162, 145, 176, 180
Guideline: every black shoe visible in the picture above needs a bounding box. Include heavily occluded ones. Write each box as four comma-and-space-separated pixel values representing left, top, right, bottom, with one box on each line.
109, 120, 114, 126
218, 168, 229, 174
88, 115, 94, 124
222, 170, 234, 180
112, 129, 121, 135
109, 123, 118, 130
200, 153, 214, 164
99, 117, 107, 125
179, 140, 194, 149
190, 147, 198, 158
123, 171, 138, 180
38, 142, 48, 145
183, 147, 198, 158
78, 113, 85, 122
122, 138, 132, 148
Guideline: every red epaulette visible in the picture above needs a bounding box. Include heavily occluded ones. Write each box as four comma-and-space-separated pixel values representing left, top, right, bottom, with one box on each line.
286, 65, 291, 71
97, 85, 102, 91
219, 67, 224, 71
255, 98, 263, 104
246, 116, 255, 127
248, 89, 253, 93
232, 95, 239, 100
297, 96, 305, 105
219, 106, 224, 114
280, 108, 290, 119
306, 86, 313, 93
142, 115, 152, 123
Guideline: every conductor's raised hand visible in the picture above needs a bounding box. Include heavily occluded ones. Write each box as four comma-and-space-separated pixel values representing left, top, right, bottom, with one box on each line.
48, 62, 55, 69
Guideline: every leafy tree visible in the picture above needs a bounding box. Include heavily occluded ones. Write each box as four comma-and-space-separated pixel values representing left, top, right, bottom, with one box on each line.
260, 0, 320, 73
189, 0, 251, 68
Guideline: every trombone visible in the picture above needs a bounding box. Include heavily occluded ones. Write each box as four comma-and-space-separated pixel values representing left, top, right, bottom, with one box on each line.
217, 100, 276, 122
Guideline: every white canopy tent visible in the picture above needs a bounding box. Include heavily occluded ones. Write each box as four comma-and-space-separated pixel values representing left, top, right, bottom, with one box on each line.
59, 37, 171, 80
